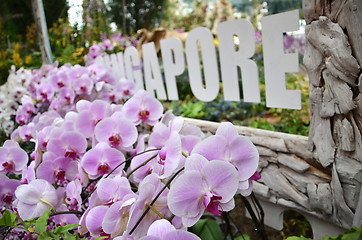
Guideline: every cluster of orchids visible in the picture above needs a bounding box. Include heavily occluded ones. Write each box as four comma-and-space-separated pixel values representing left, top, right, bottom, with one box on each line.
84, 34, 139, 66
0, 61, 259, 239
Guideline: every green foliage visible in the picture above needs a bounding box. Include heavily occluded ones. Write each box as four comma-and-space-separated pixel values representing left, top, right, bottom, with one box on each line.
0, 210, 18, 228
248, 118, 276, 131
190, 218, 224, 240
168, 98, 205, 119
108, 0, 165, 34
323, 226, 362, 240
0, 209, 80, 239
235, 234, 251, 240
286, 236, 312, 240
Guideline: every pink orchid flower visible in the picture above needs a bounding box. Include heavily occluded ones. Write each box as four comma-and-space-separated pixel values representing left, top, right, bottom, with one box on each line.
0, 173, 20, 207
15, 179, 58, 220
123, 90, 163, 126
81, 142, 125, 179
139, 219, 201, 240
94, 115, 138, 151
192, 122, 259, 194
0, 140, 28, 174
167, 154, 239, 227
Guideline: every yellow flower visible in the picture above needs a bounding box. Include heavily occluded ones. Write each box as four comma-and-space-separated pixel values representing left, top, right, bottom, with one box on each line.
25, 55, 32, 65
13, 52, 22, 67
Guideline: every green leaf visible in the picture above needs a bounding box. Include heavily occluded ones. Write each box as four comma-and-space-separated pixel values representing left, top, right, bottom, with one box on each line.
63, 231, 78, 240
235, 234, 250, 240
0, 210, 18, 227
35, 209, 50, 234
286, 237, 312, 240
19, 219, 36, 229
190, 219, 223, 240
54, 224, 80, 235
37, 232, 53, 240
94, 237, 109, 240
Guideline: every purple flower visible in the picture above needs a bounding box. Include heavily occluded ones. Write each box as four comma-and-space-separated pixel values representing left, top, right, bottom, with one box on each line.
191, 122, 259, 194
123, 90, 163, 126
167, 155, 238, 227
102, 39, 114, 51
139, 219, 201, 240
0, 173, 20, 207
73, 74, 94, 95
96, 176, 135, 205
81, 142, 125, 179
65, 179, 82, 211
85, 205, 110, 238
0, 140, 28, 174
102, 196, 136, 237
75, 100, 112, 138
94, 116, 138, 150
15, 179, 58, 220
36, 157, 78, 185
47, 130, 87, 160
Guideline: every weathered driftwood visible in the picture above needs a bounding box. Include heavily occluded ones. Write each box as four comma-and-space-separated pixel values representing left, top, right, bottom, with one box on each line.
303, 0, 362, 230
184, 113, 360, 238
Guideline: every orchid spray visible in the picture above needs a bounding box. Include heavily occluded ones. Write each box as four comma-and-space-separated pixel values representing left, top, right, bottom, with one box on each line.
0, 62, 263, 240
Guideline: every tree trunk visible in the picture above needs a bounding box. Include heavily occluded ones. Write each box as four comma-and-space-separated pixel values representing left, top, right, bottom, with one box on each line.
31, 0, 52, 64
122, 0, 126, 34
303, 0, 362, 228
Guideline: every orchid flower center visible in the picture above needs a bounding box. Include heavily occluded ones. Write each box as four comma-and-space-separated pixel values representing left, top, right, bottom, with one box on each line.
80, 86, 87, 93
55, 169, 66, 183
1, 192, 13, 205
40, 92, 48, 99
138, 110, 150, 121
203, 191, 222, 216
108, 134, 121, 148
57, 82, 64, 88
158, 148, 167, 165
2, 161, 14, 173
65, 147, 78, 160
123, 89, 130, 96
97, 162, 111, 176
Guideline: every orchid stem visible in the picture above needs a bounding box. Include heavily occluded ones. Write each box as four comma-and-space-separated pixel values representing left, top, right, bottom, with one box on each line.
129, 167, 184, 235
49, 210, 83, 217
126, 153, 158, 178
240, 195, 268, 240
147, 204, 166, 219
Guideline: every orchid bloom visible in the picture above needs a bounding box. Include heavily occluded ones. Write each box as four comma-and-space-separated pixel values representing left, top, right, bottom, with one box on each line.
0, 140, 28, 174
168, 154, 239, 227
139, 219, 201, 240
15, 179, 58, 220
46, 130, 87, 160
0, 173, 20, 207
192, 122, 259, 194
94, 115, 138, 151
123, 90, 163, 126
81, 142, 125, 179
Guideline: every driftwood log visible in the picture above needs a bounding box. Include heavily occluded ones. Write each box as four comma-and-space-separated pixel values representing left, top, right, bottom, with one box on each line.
303, 0, 362, 229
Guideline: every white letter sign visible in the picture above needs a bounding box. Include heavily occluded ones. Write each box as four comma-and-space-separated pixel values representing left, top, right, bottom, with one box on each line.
185, 27, 219, 102
142, 42, 167, 100
161, 37, 185, 100
124, 46, 144, 91
262, 10, 301, 109
218, 19, 260, 103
